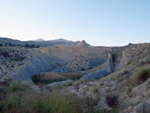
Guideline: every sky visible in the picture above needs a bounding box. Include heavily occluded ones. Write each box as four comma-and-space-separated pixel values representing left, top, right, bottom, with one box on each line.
0, 0, 150, 46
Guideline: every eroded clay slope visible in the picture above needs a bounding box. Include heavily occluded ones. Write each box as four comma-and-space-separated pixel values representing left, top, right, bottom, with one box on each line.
11, 45, 112, 80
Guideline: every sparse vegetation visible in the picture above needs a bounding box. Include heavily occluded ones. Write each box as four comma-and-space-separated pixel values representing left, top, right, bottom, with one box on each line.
59, 72, 84, 81
2, 92, 82, 113
73, 80, 80, 87
126, 86, 133, 95
85, 95, 100, 112
0, 51, 9, 57
127, 62, 131, 65
105, 87, 112, 93
32, 72, 84, 85
11, 56, 26, 61
31, 72, 66, 85
86, 87, 89, 91
25, 44, 40, 48
1, 38, 150, 113
0, 81, 82, 113
97, 108, 119, 113
8, 81, 31, 92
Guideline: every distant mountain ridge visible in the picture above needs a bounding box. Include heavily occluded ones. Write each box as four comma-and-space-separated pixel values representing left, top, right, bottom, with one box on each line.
35, 38, 45, 42
0, 37, 88, 47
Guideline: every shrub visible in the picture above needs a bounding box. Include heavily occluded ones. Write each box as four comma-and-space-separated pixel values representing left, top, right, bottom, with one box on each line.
139, 56, 150, 66
98, 108, 118, 113
73, 80, 80, 87
31, 72, 66, 85
59, 72, 84, 81
8, 81, 31, 92
25, 44, 40, 48
92, 86, 99, 93
8, 81, 21, 92
127, 62, 131, 65
134, 67, 150, 85
105, 94, 119, 108
122, 70, 130, 75
126, 86, 133, 95
0, 51, 9, 57
1, 90, 82, 113
11, 56, 26, 61
85, 95, 100, 112
86, 87, 89, 91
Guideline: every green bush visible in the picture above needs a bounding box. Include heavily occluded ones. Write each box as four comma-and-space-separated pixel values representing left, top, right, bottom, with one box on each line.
8, 81, 31, 92
31, 73, 66, 85
134, 67, 150, 85
59, 72, 84, 81
126, 86, 133, 95
1, 91, 82, 113
127, 62, 131, 65
92, 86, 99, 93
8, 81, 21, 92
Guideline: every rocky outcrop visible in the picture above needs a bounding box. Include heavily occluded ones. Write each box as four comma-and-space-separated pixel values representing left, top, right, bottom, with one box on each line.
116, 51, 131, 70
76, 40, 90, 47
80, 53, 113, 81
11, 54, 53, 80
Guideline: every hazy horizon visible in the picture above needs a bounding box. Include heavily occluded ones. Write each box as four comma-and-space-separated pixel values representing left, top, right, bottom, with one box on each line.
0, 0, 150, 46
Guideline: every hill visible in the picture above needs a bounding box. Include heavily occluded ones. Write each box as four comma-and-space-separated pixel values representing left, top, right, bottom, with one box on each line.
0, 37, 81, 47
1, 37, 150, 112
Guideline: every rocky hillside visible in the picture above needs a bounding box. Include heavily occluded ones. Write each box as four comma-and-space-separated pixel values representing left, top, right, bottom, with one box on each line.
10, 45, 111, 80
1, 37, 150, 82
1, 37, 150, 112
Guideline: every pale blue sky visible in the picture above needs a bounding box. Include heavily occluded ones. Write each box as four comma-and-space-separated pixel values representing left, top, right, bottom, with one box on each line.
0, 0, 150, 46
